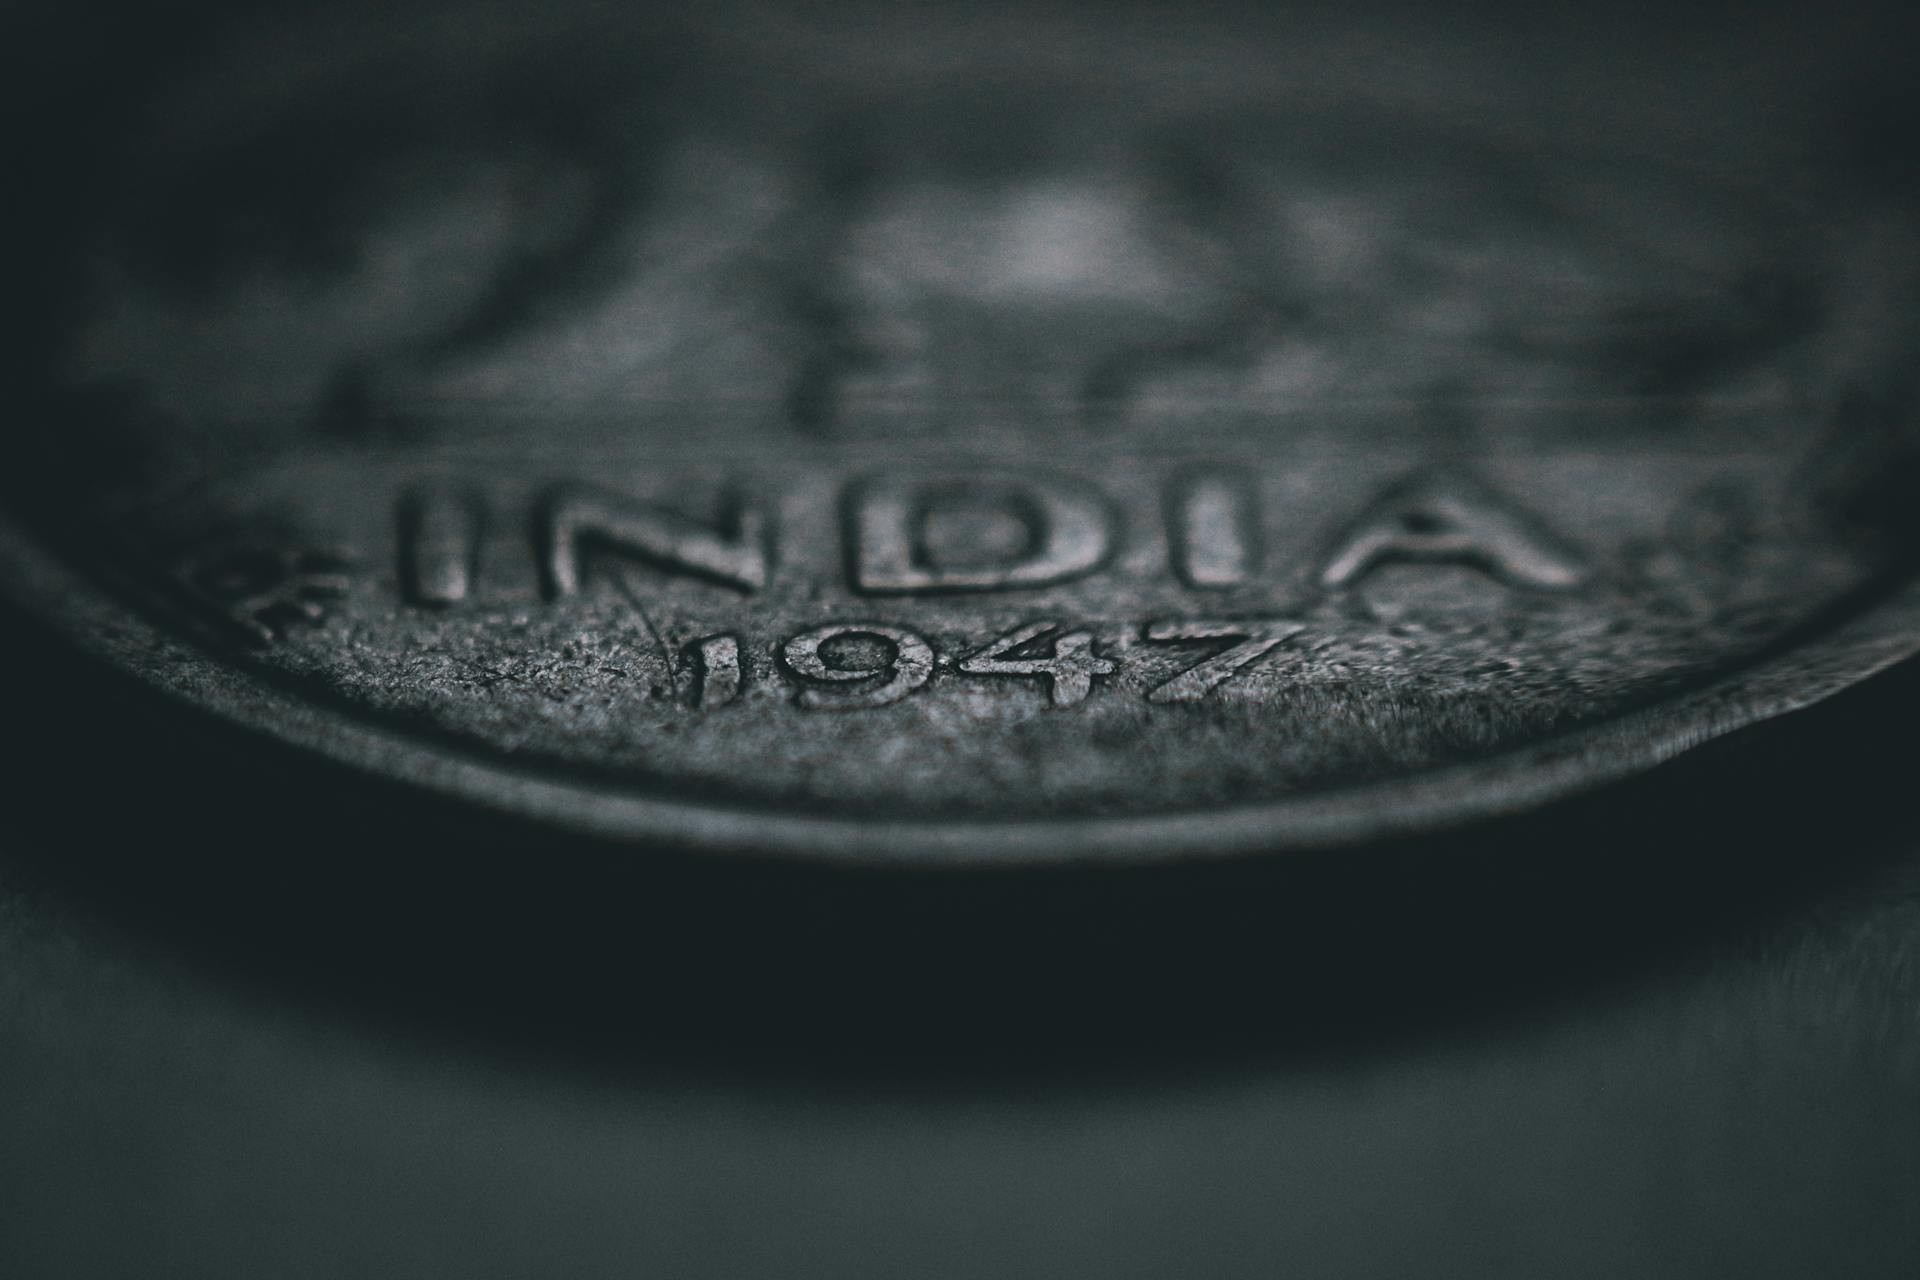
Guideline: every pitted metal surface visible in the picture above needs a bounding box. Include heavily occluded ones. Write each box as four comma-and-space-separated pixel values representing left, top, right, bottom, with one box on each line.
8, 1, 1919, 858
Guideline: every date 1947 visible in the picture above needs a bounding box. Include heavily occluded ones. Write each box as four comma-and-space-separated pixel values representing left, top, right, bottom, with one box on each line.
688, 619, 1308, 710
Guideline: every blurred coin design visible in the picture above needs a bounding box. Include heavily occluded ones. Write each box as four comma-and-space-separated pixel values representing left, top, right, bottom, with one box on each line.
7, 4, 1919, 862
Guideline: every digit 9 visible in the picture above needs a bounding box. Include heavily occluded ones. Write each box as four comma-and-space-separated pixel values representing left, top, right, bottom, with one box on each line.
781, 624, 935, 709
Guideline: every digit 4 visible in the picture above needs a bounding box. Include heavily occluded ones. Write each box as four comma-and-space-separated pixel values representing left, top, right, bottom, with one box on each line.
957, 621, 1116, 707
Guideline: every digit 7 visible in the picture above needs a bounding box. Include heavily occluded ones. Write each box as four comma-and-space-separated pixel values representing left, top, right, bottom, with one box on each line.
1141, 618, 1305, 704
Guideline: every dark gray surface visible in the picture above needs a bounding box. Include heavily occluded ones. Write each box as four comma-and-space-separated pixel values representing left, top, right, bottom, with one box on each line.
2, 650, 1919, 1278
1, 913, 1914, 1280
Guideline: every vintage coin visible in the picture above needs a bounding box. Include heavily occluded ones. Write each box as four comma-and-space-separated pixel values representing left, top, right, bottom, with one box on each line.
5, 4, 1918, 863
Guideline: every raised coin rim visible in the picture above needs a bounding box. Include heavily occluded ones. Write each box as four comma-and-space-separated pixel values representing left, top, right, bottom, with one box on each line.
4, 507, 1917, 866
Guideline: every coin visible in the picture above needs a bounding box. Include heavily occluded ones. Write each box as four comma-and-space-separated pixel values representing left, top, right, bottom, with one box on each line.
6, 3, 1918, 863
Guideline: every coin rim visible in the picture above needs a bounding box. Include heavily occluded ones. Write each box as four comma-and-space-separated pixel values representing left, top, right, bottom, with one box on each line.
4, 507, 1917, 866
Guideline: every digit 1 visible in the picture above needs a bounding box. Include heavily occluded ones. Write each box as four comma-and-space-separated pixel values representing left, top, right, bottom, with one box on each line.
693, 634, 743, 708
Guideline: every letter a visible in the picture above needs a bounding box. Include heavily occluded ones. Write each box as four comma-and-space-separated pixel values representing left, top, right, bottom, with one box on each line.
1318, 473, 1584, 591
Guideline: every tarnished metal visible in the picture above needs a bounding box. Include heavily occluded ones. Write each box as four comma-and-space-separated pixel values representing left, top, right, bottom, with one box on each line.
5, 2, 1918, 863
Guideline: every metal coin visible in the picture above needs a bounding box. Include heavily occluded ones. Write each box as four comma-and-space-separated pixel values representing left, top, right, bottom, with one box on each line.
7, 3, 1919, 863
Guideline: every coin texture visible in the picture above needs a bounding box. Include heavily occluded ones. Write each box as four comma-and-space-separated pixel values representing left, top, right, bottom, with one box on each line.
7, 4, 1919, 862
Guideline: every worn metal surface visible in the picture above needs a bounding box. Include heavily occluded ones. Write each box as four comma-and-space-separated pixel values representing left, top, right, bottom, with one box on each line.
5, 3, 1918, 862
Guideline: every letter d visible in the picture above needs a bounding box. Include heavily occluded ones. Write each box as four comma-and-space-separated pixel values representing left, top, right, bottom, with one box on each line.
849, 470, 1112, 594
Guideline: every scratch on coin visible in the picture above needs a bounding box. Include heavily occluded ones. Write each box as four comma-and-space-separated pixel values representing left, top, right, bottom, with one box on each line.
613, 571, 673, 670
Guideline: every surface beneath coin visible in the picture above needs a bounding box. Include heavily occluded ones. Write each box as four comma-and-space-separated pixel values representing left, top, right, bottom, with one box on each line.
8, 1, 1920, 860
